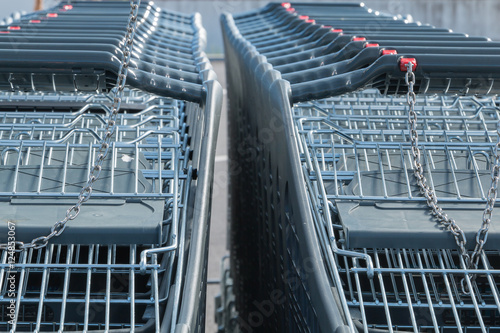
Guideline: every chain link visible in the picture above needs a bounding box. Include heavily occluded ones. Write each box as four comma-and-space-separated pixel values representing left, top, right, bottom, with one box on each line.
0, 0, 141, 252
404, 61, 499, 280
470, 108, 500, 267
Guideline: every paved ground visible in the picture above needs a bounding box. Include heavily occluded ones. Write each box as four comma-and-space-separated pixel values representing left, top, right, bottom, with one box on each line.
206, 60, 229, 333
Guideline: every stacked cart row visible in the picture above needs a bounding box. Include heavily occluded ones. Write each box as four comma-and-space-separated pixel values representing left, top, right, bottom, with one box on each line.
222, 2, 500, 332
0, 1, 222, 332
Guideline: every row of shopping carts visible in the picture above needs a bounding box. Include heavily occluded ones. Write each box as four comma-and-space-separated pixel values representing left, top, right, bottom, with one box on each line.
0, 1, 222, 332
222, 2, 500, 332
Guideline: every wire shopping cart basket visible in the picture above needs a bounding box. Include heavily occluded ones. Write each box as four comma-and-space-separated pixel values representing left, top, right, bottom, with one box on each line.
222, 2, 500, 332
0, 1, 222, 332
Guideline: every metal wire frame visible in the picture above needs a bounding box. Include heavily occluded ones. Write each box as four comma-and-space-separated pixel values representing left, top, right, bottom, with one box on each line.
0, 184, 190, 332
0, 88, 200, 331
0, 88, 168, 107
333, 246, 500, 333
292, 91, 500, 332
315, 94, 496, 132
0, 103, 180, 129
0, 168, 191, 332
295, 94, 500, 202
307, 95, 499, 135
0, 93, 94, 105
0, 100, 189, 199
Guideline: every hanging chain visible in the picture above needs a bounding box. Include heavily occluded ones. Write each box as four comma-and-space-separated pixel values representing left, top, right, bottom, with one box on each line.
405, 61, 500, 272
0, 0, 141, 251
470, 103, 500, 268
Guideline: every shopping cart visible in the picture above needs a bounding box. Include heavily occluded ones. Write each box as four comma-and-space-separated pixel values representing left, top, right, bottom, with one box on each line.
295, 92, 500, 332
0, 1, 222, 332
0, 1, 208, 101
222, 2, 500, 332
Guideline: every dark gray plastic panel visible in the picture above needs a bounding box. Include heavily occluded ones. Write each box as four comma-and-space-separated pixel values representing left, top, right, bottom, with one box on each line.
0, 198, 163, 245
221, 10, 350, 332
0, 147, 162, 244
332, 170, 500, 250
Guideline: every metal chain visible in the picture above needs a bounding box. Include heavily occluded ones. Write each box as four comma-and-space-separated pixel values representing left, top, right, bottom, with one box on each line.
471, 104, 500, 268
0, 0, 141, 251
405, 61, 499, 271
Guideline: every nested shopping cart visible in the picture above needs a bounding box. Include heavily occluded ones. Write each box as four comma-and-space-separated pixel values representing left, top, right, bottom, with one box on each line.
222, 2, 500, 332
0, 1, 222, 332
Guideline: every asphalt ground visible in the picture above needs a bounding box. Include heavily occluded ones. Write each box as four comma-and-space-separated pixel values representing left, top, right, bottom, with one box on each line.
206, 60, 229, 333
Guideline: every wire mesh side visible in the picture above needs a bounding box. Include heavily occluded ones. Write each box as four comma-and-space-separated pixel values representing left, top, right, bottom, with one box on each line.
0, 244, 170, 331
0, 89, 203, 330
295, 93, 499, 202
334, 247, 500, 332
293, 91, 500, 332
0, 94, 188, 199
